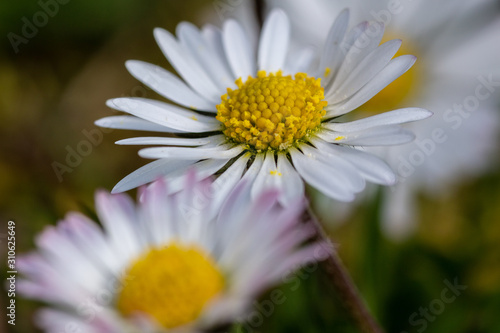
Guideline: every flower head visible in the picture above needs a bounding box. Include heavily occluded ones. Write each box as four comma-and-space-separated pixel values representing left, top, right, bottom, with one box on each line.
18, 172, 327, 332
97, 9, 432, 204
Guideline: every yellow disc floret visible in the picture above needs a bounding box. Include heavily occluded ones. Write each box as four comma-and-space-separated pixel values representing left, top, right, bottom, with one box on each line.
117, 242, 224, 329
216, 70, 327, 151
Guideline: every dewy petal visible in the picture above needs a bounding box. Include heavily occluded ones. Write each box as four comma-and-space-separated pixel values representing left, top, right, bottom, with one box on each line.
177, 22, 236, 92
327, 39, 402, 103
324, 108, 433, 132
95, 116, 183, 133
138, 145, 244, 160
125, 60, 216, 112
290, 148, 356, 202
329, 55, 417, 116
222, 19, 256, 80
154, 27, 221, 103
106, 98, 220, 133
258, 9, 291, 72
318, 125, 416, 146
112, 159, 196, 193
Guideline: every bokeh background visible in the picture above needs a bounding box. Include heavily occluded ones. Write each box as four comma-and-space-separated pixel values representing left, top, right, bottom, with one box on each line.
1, 1, 499, 332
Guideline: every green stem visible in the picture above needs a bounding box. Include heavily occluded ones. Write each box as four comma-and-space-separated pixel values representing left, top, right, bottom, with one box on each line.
307, 207, 385, 333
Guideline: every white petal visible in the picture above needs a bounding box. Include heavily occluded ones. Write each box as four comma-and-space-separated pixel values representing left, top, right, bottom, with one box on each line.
201, 24, 238, 85
251, 151, 278, 199
284, 47, 315, 74
222, 19, 256, 79
217, 155, 264, 247
154, 27, 221, 102
317, 8, 349, 80
138, 145, 243, 160
177, 22, 236, 91
381, 184, 416, 240
324, 108, 433, 132
164, 158, 231, 195
106, 98, 220, 133
330, 55, 417, 116
341, 21, 369, 55
276, 153, 305, 206
63, 213, 121, 272
95, 191, 142, 259
312, 139, 396, 185
301, 145, 366, 192
116, 136, 214, 146
330, 21, 385, 91
36, 309, 109, 333
112, 159, 196, 193
290, 148, 356, 202
318, 125, 416, 146
258, 9, 290, 72
33, 227, 106, 294
327, 39, 402, 103
95, 115, 182, 133
208, 154, 249, 218
125, 60, 215, 112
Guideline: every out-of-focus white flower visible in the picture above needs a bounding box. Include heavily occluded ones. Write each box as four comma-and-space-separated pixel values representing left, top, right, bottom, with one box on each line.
18, 172, 328, 332
96, 9, 431, 204
268, 0, 500, 239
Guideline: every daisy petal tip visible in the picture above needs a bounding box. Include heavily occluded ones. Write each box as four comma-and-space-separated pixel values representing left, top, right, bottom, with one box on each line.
269, 8, 289, 21
125, 59, 141, 71
385, 172, 397, 186
340, 7, 350, 17
223, 18, 237, 29
422, 109, 433, 119
153, 27, 167, 37
110, 185, 124, 195
95, 188, 112, 202
105, 98, 118, 109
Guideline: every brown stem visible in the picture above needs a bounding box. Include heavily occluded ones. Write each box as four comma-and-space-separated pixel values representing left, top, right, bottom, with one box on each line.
306, 207, 384, 333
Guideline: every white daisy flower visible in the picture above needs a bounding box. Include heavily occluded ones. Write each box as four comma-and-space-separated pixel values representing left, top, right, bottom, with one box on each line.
96, 9, 432, 204
18, 172, 327, 332
267, 0, 500, 237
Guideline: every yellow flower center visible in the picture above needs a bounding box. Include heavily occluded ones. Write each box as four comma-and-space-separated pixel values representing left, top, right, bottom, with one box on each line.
358, 34, 421, 114
216, 70, 327, 151
117, 243, 224, 329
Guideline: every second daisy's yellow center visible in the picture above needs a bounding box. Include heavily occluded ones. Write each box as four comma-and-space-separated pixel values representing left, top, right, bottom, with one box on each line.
216, 71, 327, 151
116, 243, 224, 329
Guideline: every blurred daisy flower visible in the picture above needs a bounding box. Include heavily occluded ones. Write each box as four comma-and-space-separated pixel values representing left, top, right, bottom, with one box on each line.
97, 9, 432, 204
267, 0, 500, 237
18, 172, 327, 332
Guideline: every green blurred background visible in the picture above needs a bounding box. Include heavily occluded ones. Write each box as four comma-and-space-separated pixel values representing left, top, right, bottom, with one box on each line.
1, 1, 499, 332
